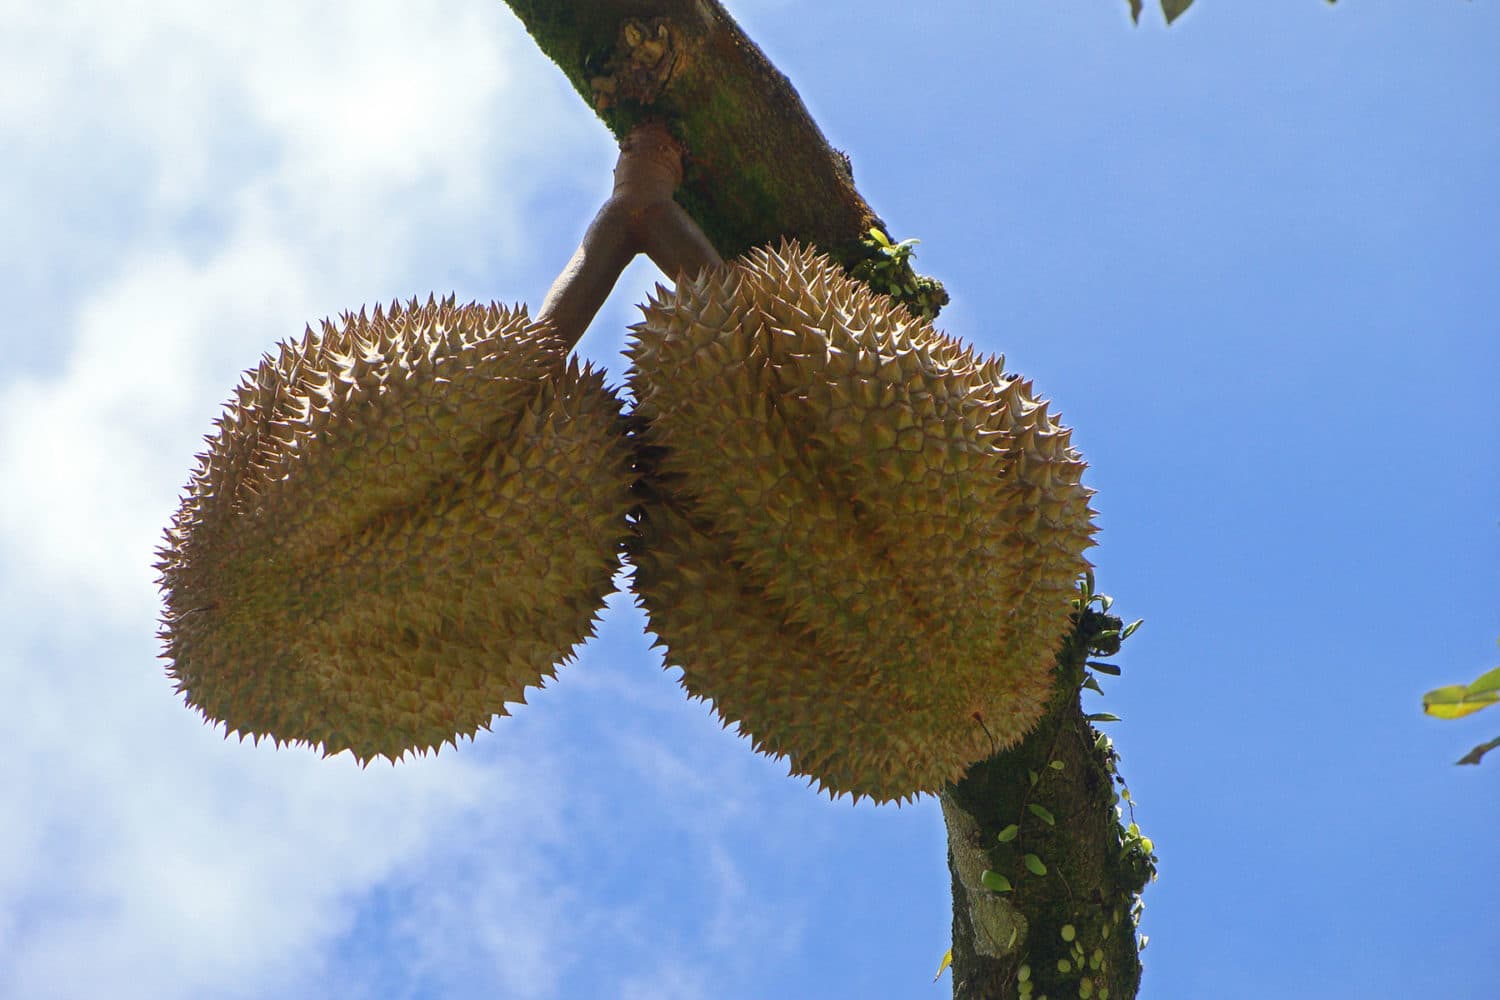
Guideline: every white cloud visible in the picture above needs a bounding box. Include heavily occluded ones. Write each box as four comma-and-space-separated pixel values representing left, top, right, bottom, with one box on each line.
1, 239, 314, 623
0, 568, 575, 997
0, 2, 616, 997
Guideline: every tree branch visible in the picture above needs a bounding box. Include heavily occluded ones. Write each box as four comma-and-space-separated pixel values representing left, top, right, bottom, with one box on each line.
503, 0, 946, 319
505, 0, 876, 258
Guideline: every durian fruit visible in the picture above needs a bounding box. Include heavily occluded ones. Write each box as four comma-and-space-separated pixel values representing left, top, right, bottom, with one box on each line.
627, 242, 1095, 802
157, 296, 635, 763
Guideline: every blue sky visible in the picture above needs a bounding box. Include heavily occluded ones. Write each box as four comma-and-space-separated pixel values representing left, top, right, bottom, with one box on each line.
2, 2, 1495, 998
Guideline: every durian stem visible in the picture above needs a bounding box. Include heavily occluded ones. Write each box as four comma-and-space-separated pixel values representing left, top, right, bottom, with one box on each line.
538, 121, 724, 349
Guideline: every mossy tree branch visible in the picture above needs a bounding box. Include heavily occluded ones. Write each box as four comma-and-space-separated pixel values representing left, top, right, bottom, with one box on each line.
505, 0, 872, 255
503, 0, 946, 317
498, 4, 1141, 998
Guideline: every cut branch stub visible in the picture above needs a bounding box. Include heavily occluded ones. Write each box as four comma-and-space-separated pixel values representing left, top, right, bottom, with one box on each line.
591, 17, 680, 109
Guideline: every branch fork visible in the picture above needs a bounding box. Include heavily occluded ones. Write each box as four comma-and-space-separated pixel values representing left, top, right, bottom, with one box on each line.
537, 122, 723, 349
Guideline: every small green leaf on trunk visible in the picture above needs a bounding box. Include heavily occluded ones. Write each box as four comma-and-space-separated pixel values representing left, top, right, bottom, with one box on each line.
1028, 803, 1057, 826
982, 870, 1014, 893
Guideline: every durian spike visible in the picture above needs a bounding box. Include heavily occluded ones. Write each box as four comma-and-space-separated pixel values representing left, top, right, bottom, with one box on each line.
537, 121, 724, 350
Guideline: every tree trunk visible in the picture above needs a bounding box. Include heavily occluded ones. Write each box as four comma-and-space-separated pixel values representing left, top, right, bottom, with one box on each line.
499, 4, 1148, 997
941, 607, 1148, 1000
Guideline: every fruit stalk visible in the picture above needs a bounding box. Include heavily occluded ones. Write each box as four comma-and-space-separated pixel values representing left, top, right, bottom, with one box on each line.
538, 121, 723, 349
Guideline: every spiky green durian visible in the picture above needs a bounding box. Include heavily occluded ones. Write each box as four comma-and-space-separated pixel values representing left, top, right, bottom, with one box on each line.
157, 296, 635, 763
627, 242, 1096, 802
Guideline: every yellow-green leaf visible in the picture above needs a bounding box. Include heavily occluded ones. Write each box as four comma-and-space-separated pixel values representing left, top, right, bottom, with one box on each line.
1423, 683, 1500, 719
933, 948, 952, 982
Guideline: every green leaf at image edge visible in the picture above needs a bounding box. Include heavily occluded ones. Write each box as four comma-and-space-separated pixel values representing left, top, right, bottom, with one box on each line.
1466, 666, 1500, 696
1423, 683, 1500, 720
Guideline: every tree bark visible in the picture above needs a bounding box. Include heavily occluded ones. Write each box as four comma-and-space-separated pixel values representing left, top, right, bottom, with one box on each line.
498, 4, 1147, 997
504, 0, 874, 258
